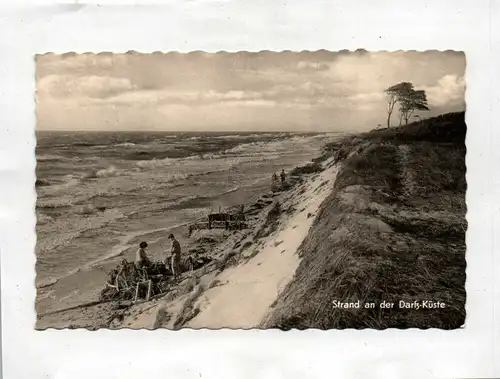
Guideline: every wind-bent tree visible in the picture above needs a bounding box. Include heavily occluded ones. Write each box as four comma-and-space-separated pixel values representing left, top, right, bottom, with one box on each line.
384, 82, 413, 128
398, 89, 429, 125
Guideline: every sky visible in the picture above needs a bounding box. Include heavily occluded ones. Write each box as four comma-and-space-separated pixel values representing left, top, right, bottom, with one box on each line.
36, 50, 466, 132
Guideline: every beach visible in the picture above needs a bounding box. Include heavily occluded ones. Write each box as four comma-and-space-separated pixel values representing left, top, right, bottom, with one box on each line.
35, 131, 340, 325
35, 113, 467, 331
32, 50, 466, 331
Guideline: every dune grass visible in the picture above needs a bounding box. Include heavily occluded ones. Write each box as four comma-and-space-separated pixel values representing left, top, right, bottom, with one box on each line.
173, 282, 205, 329
289, 162, 324, 177
264, 112, 466, 330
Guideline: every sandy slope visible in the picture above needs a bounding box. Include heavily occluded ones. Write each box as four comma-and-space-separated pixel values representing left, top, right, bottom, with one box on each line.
184, 162, 339, 329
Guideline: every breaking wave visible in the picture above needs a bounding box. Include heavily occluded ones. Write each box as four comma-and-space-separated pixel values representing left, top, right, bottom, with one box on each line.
37, 154, 70, 162
37, 198, 75, 209
135, 157, 179, 169
95, 165, 119, 178
84, 165, 131, 179
115, 142, 136, 147
37, 277, 60, 289
37, 213, 54, 224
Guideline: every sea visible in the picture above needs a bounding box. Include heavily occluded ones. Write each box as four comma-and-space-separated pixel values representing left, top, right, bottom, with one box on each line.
35, 130, 340, 314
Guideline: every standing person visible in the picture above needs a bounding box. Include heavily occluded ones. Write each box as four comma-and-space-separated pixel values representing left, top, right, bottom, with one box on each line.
280, 169, 286, 186
168, 233, 182, 282
135, 241, 151, 270
272, 172, 278, 183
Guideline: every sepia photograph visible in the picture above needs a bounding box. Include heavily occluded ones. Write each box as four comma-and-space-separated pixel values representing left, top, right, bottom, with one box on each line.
35, 50, 466, 330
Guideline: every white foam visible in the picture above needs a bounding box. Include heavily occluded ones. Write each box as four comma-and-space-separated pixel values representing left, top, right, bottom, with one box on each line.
114, 142, 136, 147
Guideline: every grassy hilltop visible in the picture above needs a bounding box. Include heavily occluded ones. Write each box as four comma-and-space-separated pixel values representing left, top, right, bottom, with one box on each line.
264, 112, 467, 329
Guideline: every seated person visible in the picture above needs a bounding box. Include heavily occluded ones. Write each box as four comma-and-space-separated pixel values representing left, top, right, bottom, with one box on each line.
135, 241, 151, 270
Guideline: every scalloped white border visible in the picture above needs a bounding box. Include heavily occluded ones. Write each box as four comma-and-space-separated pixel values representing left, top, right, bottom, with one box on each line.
0, 1, 498, 378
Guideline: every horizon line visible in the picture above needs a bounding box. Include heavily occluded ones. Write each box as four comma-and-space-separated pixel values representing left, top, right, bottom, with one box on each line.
35, 129, 346, 133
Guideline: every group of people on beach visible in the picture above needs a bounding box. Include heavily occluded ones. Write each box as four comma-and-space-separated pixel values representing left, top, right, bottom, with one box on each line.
273, 169, 287, 186
134, 233, 182, 281
131, 171, 286, 282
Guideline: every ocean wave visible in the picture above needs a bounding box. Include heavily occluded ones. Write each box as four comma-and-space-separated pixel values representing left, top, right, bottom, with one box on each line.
220, 185, 242, 196
96, 165, 120, 178
149, 194, 210, 213
37, 213, 54, 224
37, 198, 75, 209
212, 133, 288, 140
183, 153, 221, 160
132, 136, 302, 166
211, 134, 242, 140
172, 194, 209, 209
35, 178, 53, 187
162, 172, 191, 183
195, 167, 236, 176
135, 157, 178, 168
86, 247, 129, 268
74, 204, 99, 215
243, 132, 290, 139
38, 175, 81, 193
115, 142, 136, 147
71, 142, 95, 147
84, 165, 125, 179
37, 154, 69, 162
37, 277, 59, 289
36, 289, 56, 301
134, 156, 219, 171
63, 175, 82, 184
214, 137, 308, 158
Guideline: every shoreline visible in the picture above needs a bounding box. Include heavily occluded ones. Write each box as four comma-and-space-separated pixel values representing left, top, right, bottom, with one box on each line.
36, 112, 466, 330
36, 156, 338, 330
34, 132, 329, 296
35, 167, 292, 289
35, 183, 266, 317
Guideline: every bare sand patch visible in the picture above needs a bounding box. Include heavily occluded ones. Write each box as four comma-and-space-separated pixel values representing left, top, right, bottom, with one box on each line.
184, 165, 339, 329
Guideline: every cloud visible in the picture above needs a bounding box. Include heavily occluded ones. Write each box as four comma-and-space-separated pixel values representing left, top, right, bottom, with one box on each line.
296, 61, 329, 71
347, 92, 385, 103
323, 51, 466, 96
423, 74, 465, 108
36, 53, 127, 79
84, 89, 265, 108
202, 90, 263, 102
37, 74, 135, 99
92, 89, 199, 106
324, 53, 413, 95
35, 51, 466, 131
224, 99, 276, 108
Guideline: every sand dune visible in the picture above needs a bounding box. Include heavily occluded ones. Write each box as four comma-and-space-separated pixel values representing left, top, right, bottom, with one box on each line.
184, 163, 338, 329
